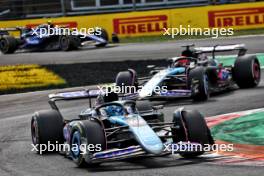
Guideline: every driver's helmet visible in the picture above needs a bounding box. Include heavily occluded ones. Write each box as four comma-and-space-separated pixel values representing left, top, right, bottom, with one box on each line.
95, 92, 118, 106
181, 48, 194, 57
47, 20, 55, 28
105, 105, 123, 117
174, 57, 190, 67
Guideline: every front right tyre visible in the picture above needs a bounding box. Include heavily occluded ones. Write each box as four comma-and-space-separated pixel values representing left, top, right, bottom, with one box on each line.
70, 120, 106, 167
31, 110, 64, 154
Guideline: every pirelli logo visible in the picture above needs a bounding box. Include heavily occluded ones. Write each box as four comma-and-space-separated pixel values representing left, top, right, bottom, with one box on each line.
208, 7, 264, 27
113, 15, 168, 35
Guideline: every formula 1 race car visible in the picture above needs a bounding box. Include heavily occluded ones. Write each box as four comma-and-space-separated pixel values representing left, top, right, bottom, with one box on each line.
31, 90, 214, 167
115, 44, 261, 101
0, 23, 108, 54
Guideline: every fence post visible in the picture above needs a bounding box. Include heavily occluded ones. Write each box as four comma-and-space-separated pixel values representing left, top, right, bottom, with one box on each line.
132, 0, 136, 11
60, 0, 66, 16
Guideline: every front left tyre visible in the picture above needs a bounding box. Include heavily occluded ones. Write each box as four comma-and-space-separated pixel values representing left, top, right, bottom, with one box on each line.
188, 67, 209, 101
172, 108, 214, 158
59, 35, 79, 51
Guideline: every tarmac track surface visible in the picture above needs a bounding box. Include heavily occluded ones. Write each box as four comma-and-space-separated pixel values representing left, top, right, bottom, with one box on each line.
0, 70, 263, 176
1, 35, 264, 65
0, 36, 264, 176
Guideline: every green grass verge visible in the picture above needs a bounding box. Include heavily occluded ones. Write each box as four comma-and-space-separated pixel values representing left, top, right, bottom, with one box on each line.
215, 53, 264, 67
211, 111, 264, 145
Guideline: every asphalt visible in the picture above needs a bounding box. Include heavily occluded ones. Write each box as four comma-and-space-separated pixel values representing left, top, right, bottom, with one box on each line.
1, 35, 264, 65
0, 36, 264, 176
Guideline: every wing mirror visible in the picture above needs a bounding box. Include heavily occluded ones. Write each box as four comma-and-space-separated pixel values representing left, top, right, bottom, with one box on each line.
147, 65, 155, 69
152, 105, 164, 110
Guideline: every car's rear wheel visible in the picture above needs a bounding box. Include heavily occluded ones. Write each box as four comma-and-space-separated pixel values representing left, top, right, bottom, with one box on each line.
188, 67, 209, 101
234, 55, 261, 88
31, 110, 64, 154
172, 109, 213, 158
59, 35, 79, 51
115, 69, 138, 93
136, 100, 164, 122
0, 36, 18, 54
70, 120, 106, 167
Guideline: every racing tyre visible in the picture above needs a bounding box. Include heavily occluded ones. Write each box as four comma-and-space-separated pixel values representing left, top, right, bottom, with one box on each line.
234, 55, 261, 88
136, 100, 152, 113
136, 100, 163, 122
70, 120, 106, 167
0, 36, 18, 54
189, 67, 209, 101
31, 110, 64, 154
59, 35, 79, 51
115, 69, 138, 93
172, 109, 213, 158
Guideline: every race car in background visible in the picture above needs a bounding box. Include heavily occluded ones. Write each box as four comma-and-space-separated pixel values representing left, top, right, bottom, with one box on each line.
115, 44, 261, 101
0, 23, 108, 54
31, 90, 214, 167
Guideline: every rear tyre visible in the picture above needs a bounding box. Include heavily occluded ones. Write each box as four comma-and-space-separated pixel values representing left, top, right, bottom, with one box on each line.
189, 67, 209, 101
115, 70, 138, 93
0, 36, 18, 54
70, 120, 106, 167
136, 100, 152, 113
234, 55, 261, 88
31, 110, 64, 154
172, 109, 213, 158
59, 35, 79, 51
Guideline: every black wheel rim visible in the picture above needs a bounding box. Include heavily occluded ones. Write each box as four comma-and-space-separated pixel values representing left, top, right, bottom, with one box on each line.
31, 119, 38, 145
60, 37, 69, 50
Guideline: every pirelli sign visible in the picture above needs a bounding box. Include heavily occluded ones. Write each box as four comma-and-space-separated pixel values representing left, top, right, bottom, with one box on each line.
208, 7, 264, 28
113, 15, 168, 35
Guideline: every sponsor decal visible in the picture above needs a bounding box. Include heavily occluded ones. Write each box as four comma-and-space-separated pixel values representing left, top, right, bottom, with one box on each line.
26, 21, 78, 28
113, 15, 167, 35
208, 7, 264, 28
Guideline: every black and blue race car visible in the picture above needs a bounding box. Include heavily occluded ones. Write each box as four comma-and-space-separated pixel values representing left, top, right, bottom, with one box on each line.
115, 44, 261, 101
0, 23, 108, 54
31, 90, 214, 167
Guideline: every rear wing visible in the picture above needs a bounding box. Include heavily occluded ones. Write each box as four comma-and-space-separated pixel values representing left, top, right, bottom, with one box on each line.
194, 44, 247, 58
48, 89, 102, 110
